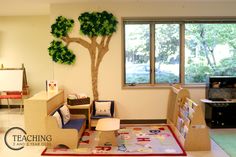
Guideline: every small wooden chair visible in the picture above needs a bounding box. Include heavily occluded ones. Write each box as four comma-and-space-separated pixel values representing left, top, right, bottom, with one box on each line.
91, 100, 115, 127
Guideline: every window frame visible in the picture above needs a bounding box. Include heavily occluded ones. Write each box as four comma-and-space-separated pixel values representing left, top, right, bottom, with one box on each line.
122, 17, 236, 88
154, 23, 182, 84
124, 22, 152, 85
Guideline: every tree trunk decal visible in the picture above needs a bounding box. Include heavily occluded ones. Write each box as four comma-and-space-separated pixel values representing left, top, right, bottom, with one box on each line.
48, 11, 118, 100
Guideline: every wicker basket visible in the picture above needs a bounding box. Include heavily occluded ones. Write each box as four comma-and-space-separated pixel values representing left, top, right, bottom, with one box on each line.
67, 97, 90, 105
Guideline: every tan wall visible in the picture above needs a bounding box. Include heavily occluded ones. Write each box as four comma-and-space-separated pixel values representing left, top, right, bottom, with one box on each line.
1, 1, 236, 118
50, 1, 236, 119
0, 16, 52, 98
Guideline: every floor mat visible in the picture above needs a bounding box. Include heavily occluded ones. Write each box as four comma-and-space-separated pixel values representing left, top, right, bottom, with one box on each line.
42, 125, 186, 156
210, 129, 236, 157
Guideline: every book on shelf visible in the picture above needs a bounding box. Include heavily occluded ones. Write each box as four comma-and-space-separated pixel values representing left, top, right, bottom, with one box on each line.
184, 117, 191, 126
179, 107, 189, 119
188, 107, 195, 119
183, 125, 189, 138
177, 116, 184, 131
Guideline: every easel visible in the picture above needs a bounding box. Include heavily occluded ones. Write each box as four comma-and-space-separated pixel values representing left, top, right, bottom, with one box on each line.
0, 64, 29, 112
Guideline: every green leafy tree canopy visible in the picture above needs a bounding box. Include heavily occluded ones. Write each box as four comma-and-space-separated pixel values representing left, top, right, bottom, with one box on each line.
48, 40, 75, 65
78, 11, 118, 37
51, 16, 74, 38
48, 11, 118, 100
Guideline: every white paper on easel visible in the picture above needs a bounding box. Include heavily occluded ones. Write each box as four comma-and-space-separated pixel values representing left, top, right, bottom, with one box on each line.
0, 70, 23, 91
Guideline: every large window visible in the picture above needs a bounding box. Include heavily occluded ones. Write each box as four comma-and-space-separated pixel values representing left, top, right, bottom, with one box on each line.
185, 23, 236, 83
125, 24, 150, 84
124, 20, 236, 86
155, 24, 180, 83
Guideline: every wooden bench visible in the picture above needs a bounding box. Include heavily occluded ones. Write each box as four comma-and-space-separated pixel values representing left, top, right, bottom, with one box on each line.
45, 104, 86, 149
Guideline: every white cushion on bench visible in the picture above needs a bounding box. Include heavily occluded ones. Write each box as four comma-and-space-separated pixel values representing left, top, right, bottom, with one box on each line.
52, 111, 62, 128
60, 105, 71, 125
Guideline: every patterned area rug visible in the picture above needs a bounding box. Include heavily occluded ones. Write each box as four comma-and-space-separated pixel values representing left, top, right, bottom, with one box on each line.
42, 125, 186, 156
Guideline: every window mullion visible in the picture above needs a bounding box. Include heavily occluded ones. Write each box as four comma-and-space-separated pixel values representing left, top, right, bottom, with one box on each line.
180, 23, 185, 84
150, 23, 155, 85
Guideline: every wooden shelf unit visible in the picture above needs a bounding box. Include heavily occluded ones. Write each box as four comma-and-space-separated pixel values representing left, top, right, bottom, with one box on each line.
24, 90, 64, 135
167, 85, 211, 151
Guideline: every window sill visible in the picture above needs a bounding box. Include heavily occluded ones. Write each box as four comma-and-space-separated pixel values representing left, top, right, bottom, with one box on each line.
122, 83, 206, 89
183, 84, 206, 88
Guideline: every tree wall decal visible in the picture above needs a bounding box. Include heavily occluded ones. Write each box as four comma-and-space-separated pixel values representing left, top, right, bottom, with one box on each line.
48, 11, 118, 100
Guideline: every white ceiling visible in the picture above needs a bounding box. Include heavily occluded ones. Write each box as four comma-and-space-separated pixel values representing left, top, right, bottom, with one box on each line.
0, 0, 236, 16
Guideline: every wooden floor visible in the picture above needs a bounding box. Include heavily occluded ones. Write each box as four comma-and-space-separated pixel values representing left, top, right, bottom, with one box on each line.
0, 108, 230, 157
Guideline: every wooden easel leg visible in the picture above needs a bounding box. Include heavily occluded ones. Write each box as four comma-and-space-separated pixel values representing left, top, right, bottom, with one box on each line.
20, 98, 23, 114
7, 99, 10, 112
20, 103, 22, 113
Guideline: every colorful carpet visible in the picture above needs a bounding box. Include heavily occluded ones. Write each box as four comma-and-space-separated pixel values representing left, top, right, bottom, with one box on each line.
42, 125, 186, 156
210, 129, 236, 157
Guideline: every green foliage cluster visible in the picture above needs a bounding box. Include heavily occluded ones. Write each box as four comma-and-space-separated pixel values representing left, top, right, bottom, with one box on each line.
217, 58, 236, 76
155, 72, 179, 84
185, 24, 236, 83
126, 74, 149, 84
125, 24, 150, 63
49, 11, 118, 65
185, 63, 212, 83
126, 71, 179, 84
48, 40, 76, 65
51, 16, 74, 38
155, 24, 179, 65
78, 11, 118, 37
